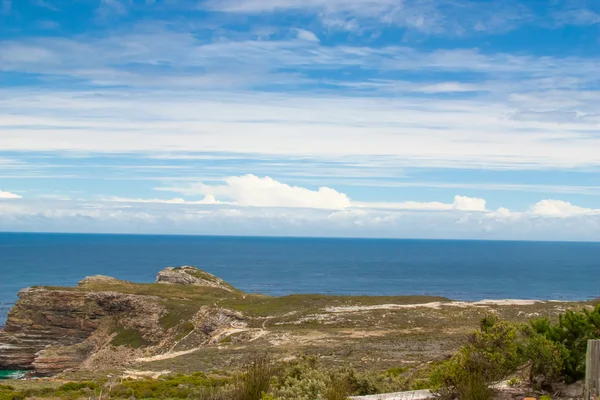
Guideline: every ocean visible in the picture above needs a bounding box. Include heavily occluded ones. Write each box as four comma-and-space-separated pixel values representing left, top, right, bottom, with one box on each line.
1, 232, 600, 325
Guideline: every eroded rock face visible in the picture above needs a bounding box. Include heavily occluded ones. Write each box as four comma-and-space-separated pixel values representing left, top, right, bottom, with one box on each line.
0, 268, 246, 376
0, 287, 165, 375
170, 306, 247, 351
156, 266, 236, 292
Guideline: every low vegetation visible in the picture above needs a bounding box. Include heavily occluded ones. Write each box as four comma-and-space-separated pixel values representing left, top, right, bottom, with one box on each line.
430, 305, 600, 400
3, 300, 598, 400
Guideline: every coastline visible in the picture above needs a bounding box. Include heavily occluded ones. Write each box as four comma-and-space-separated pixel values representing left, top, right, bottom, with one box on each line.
1, 266, 595, 377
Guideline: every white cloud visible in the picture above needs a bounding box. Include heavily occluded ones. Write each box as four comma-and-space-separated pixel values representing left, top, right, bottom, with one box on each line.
354, 195, 487, 212
0, 190, 21, 199
453, 195, 487, 211
157, 175, 493, 211
158, 174, 352, 210
529, 199, 600, 218
2, 195, 600, 241
485, 207, 520, 220
295, 29, 320, 42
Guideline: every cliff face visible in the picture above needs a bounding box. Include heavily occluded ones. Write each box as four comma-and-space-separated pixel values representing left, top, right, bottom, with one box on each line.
0, 288, 105, 370
0, 267, 246, 376
0, 287, 166, 374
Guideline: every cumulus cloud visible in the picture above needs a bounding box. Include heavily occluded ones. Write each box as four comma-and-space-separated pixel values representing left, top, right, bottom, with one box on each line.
158, 174, 352, 210
452, 195, 487, 211
157, 175, 493, 212
529, 199, 600, 218
0, 190, 21, 199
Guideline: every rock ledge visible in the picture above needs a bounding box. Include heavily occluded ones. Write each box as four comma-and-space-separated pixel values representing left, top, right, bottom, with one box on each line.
156, 266, 236, 292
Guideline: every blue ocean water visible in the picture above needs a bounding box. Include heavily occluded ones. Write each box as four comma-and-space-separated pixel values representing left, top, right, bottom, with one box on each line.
1, 233, 600, 325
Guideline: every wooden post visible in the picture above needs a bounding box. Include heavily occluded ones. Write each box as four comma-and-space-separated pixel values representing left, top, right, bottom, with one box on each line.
585, 340, 600, 400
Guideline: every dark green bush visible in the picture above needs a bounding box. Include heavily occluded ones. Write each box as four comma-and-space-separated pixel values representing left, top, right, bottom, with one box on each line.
430, 316, 526, 400
530, 304, 600, 383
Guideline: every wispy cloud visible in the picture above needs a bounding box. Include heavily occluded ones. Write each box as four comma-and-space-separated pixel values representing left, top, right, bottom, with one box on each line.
96, 0, 127, 20
207, 0, 531, 36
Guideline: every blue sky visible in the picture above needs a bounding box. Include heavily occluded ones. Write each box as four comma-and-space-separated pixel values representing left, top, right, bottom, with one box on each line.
1, 0, 600, 240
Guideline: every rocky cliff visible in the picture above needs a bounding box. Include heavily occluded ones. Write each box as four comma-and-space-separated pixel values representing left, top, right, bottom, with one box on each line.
0, 267, 246, 376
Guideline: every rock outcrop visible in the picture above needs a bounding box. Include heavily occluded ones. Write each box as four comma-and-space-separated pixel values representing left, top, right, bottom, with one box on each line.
78, 275, 127, 286
156, 266, 236, 292
0, 267, 246, 376
0, 287, 166, 375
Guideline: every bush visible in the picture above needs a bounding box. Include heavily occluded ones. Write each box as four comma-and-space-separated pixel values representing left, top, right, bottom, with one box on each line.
530, 304, 600, 383
430, 316, 525, 400
521, 328, 568, 384
232, 355, 276, 400
322, 376, 350, 400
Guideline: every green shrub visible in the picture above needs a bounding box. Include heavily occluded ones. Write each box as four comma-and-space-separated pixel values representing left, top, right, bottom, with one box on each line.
269, 356, 407, 400
530, 305, 600, 383
430, 317, 525, 400
111, 372, 219, 399
540, 395, 552, 400
57, 381, 99, 391
521, 328, 568, 384
0, 392, 24, 400
322, 375, 350, 400
233, 355, 276, 400
384, 367, 409, 377
430, 351, 493, 400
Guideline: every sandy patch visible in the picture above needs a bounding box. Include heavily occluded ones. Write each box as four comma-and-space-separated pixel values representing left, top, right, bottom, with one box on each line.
122, 370, 172, 379
135, 348, 201, 363
338, 329, 396, 338
326, 300, 543, 313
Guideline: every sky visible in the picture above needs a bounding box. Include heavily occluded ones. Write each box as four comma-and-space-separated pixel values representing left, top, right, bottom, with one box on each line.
1, 0, 600, 240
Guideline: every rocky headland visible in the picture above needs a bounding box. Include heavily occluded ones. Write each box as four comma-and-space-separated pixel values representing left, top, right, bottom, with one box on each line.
0, 266, 592, 378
